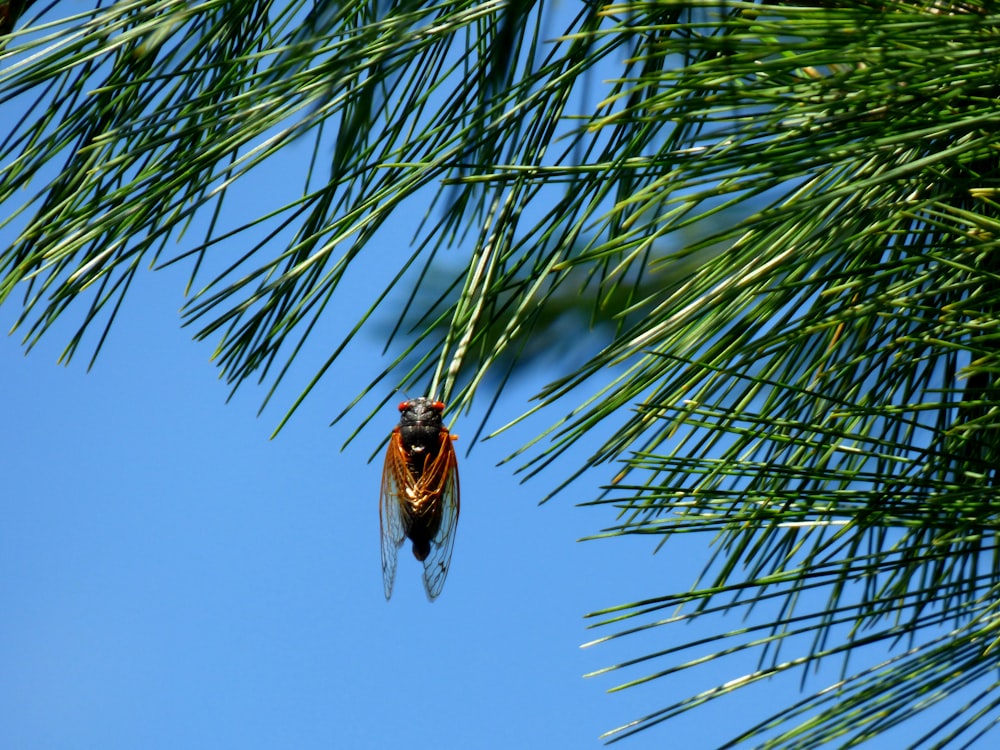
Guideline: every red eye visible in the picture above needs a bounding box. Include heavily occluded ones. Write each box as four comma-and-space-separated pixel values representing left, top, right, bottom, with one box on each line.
431, 401, 445, 411
398, 401, 409, 411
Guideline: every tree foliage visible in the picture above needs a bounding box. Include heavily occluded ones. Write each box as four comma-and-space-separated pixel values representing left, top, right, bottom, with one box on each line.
3, 0, 1000, 745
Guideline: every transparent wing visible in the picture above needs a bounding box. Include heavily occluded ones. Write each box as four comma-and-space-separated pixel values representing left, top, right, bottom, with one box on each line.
421, 432, 460, 601
380, 429, 408, 600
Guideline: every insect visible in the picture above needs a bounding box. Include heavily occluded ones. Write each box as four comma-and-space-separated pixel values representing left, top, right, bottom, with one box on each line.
380, 397, 460, 601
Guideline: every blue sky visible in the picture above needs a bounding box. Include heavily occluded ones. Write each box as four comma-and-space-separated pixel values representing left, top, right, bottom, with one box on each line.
4, 257, 981, 749
0, 273, 748, 749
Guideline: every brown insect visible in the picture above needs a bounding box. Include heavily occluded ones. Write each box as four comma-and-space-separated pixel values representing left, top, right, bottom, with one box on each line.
380, 397, 460, 601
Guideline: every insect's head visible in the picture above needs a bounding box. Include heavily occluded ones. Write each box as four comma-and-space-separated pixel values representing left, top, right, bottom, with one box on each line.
397, 397, 446, 425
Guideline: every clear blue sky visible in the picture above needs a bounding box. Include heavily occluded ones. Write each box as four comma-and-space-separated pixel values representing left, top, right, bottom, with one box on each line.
2, 247, 975, 749
0, 268, 742, 749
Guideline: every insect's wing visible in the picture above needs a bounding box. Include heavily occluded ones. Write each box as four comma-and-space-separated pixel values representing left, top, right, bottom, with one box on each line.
380, 429, 409, 600
421, 432, 460, 601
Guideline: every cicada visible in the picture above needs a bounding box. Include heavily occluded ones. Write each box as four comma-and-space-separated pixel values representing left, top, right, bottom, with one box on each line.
380, 397, 460, 601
